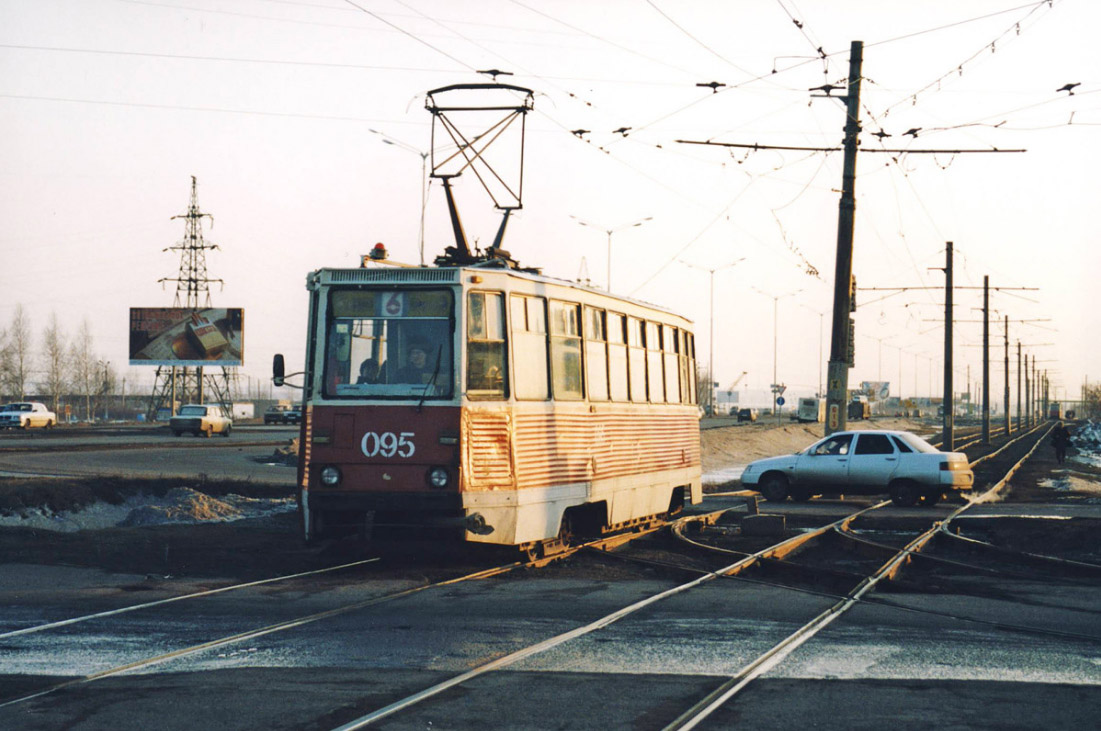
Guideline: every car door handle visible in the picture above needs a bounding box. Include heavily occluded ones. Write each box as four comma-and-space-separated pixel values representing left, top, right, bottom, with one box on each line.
885, 457, 897, 461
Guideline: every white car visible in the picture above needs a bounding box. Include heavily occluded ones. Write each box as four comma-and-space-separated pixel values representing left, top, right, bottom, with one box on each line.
169, 404, 232, 438
0, 402, 57, 429
740, 429, 973, 507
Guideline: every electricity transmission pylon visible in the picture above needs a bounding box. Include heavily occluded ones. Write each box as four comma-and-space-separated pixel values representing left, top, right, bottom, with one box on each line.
146, 177, 236, 420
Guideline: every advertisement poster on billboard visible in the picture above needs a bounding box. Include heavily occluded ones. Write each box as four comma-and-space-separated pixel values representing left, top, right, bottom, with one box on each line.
860, 381, 891, 402
129, 308, 244, 366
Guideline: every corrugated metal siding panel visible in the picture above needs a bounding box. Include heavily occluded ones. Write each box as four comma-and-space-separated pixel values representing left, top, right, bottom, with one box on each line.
463, 410, 516, 490
512, 409, 699, 490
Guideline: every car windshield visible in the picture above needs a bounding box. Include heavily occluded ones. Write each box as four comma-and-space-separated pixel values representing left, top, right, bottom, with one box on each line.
178, 406, 207, 416
896, 432, 940, 453
323, 288, 454, 400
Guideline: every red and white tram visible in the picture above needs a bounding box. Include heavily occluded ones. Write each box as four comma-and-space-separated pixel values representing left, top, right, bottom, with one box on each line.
277, 254, 702, 554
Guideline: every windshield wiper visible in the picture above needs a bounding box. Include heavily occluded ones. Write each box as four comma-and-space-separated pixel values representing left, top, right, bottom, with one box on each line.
416, 345, 444, 412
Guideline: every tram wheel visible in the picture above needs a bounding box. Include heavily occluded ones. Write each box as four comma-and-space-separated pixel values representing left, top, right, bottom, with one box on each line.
557, 511, 577, 547
759, 474, 789, 502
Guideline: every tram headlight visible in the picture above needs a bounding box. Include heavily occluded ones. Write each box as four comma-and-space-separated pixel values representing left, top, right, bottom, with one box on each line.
427, 466, 450, 489
320, 466, 342, 487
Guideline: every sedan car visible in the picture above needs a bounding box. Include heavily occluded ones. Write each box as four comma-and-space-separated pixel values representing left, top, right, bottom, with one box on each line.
264, 405, 293, 424
740, 429, 973, 507
0, 402, 57, 429
169, 404, 232, 438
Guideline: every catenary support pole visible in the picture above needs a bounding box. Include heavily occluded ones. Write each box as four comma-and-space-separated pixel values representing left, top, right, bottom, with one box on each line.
982, 275, 990, 445
942, 242, 954, 450
825, 40, 863, 435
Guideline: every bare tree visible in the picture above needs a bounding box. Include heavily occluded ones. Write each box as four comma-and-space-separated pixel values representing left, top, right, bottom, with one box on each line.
40, 313, 69, 415
0, 305, 34, 400
70, 318, 99, 420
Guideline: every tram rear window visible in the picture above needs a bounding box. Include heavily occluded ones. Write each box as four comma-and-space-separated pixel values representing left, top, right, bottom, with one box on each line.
323, 288, 454, 399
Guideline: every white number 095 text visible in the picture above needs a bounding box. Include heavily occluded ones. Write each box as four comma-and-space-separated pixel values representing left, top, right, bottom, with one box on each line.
361, 431, 415, 458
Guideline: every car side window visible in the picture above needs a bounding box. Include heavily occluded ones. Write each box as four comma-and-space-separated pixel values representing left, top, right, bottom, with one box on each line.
890, 435, 914, 453
854, 434, 895, 455
814, 434, 853, 456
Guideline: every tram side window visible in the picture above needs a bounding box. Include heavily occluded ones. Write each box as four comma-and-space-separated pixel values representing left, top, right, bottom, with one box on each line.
646, 321, 665, 403
511, 295, 549, 400
585, 307, 609, 401
677, 329, 689, 404
687, 332, 698, 404
607, 312, 629, 402
663, 324, 680, 403
549, 301, 583, 400
466, 292, 507, 399
627, 317, 647, 403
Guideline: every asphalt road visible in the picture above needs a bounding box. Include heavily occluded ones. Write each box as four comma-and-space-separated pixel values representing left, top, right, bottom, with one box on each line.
0, 424, 298, 484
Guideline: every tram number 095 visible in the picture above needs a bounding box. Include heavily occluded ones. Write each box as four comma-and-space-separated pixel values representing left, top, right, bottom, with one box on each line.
361, 431, 415, 458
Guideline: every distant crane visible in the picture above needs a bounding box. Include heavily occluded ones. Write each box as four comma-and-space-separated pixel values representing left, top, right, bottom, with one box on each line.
720, 371, 748, 411
726, 372, 748, 392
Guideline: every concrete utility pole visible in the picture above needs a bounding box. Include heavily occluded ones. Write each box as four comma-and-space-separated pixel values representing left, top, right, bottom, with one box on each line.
1016, 341, 1022, 432
1004, 315, 1011, 435
942, 242, 954, 450
982, 275, 990, 444
825, 40, 864, 435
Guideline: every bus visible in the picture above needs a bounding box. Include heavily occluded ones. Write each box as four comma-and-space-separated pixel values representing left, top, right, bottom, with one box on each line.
797, 397, 825, 423
275, 258, 702, 556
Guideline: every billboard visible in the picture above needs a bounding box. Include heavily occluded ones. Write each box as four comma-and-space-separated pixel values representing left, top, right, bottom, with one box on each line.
859, 381, 891, 401
129, 308, 244, 366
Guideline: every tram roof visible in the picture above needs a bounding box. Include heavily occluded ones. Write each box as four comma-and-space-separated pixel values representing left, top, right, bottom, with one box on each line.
311, 263, 694, 325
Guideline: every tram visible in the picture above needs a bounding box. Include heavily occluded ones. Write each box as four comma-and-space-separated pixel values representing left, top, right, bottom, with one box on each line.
274, 249, 702, 553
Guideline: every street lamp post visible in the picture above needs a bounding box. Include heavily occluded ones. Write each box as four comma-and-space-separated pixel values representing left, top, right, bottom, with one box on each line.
370, 129, 429, 266
799, 304, 825, 398
680, 257, 745, 415
753, 287, 802, 425
571, 215, 653, 292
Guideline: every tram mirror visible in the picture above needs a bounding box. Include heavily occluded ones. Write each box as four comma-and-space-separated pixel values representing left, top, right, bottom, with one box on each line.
272, 354, 285, 387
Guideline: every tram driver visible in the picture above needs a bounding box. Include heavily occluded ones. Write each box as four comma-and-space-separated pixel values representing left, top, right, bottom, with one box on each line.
393, 343, 432, 384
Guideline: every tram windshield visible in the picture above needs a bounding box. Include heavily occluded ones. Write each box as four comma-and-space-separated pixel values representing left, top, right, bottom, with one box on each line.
322, 288, 454, 399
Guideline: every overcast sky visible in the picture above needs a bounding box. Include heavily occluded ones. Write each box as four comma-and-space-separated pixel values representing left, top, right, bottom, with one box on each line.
2, 0, 1097, 405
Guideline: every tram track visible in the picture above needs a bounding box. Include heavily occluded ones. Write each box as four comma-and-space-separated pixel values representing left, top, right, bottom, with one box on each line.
2, 420, 1092, 728
326, 418, 1092, 729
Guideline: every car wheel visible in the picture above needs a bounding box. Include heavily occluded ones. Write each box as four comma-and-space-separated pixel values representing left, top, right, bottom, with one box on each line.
916, 492, 941, 507
45, 420, 54, 429
222, 425, 232, 438
890, 480, 919, 507
759, 474, 789, 502
788, 485, 813, 502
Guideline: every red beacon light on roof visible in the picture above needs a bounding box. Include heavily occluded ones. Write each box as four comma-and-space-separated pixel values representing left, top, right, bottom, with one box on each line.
362, 242, 388, 266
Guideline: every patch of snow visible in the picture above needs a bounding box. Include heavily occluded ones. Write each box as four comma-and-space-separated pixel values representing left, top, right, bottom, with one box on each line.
0, 488, 295, 533
703, 465, 746, 486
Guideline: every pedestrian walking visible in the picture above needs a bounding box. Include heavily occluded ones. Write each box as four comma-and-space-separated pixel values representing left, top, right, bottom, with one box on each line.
1051, 421, 1071, 465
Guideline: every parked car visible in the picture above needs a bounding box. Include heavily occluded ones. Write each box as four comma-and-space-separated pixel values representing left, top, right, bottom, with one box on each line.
0, 402, 57, 429
285, 405, 302, 425
264, 404, 293, 424
740, 429, 972, 507
170, 404, 232, 438
736, 408, 759, 422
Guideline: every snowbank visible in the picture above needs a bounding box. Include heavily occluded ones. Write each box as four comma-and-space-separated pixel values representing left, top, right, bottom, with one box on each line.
0, 487, 295, 533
